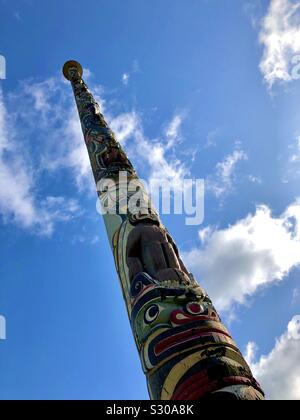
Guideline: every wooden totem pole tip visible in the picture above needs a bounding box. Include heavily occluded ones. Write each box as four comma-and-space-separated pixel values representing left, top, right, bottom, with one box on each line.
63, 60, 83, 80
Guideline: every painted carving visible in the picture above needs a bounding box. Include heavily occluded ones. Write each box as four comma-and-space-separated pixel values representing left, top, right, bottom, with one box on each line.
63, 60, 265, 400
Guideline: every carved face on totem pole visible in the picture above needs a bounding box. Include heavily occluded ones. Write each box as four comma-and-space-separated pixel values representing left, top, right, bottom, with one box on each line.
125, 221, 263, 400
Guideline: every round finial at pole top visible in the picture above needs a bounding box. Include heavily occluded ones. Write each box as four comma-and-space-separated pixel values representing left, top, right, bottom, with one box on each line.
63, 60, 83, 80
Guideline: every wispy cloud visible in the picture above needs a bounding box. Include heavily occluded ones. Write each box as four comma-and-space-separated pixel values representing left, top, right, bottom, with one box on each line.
0, 72, 190, 235
0, 86, 81, 235
183, 199, 300, 311
13, 11, 21, 22
129, 119, 189, 191
259, 0, 300, 88
282, 135, 300, 182
248, 174, 262, 184
71, 233, 100, 246
248, 316, 300, 400
207, 147, 248, 199
110, 111, 139, 145
164, 114, 183, 149
205, 128, 219, 148
13, 77, 95, 191
97, 110, 189, 191
17, 74, 188, 193
121, 59, 140, 86
39, 196, 82, 237
18, 78, 137, 190
43, 110, 94, 191
244, 341, 258, 366
243, 1, 262, 29
122, 73, 130, 86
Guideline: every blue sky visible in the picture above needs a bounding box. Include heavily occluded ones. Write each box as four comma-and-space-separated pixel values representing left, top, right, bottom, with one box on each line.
0, 0, 300, 400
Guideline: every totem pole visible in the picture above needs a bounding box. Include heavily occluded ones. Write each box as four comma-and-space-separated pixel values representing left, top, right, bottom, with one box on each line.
63, 61, 264, 400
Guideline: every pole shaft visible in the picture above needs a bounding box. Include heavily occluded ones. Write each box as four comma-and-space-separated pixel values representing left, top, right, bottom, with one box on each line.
64, 61, 264, 400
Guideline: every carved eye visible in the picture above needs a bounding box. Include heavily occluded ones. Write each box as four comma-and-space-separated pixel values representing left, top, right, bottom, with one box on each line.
186, 302, 204, 315
130, 273, 155, 298
133, 281, 143, 295
144, 305, 160, 324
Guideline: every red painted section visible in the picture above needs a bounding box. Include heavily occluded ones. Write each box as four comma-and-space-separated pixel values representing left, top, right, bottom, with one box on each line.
154, 327, 232, 356
172, 374, 253, 400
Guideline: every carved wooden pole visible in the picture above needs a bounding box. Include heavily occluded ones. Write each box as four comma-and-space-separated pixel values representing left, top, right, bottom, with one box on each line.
63, 60, 264, 400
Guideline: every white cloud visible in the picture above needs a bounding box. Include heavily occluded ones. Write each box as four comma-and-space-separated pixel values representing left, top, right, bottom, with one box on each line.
207, 148, 248, 199
248, 316, 300, 400
259, 0, 300, 87
122, 73, 130, 86
165, 115, 183, 149
216, 150, 247, 182
198, 226, 214, 243
105, 111, 189, 191
9, 73, 189, 199
43, 109, 94, 190
244, 341, 258, 366
20, 77, 61, 125
132, 126, 189, 191
183, 199, 300, 311
0, 73, 190, 233
248, 174, 262, 184
0, 89, 38, 228
19, 77, 137, 190
121, 60, 140, 86
110, 112, 139, 146
0, 87, 81, 235
38, 196, 81, 237
11, 77, 95, 191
